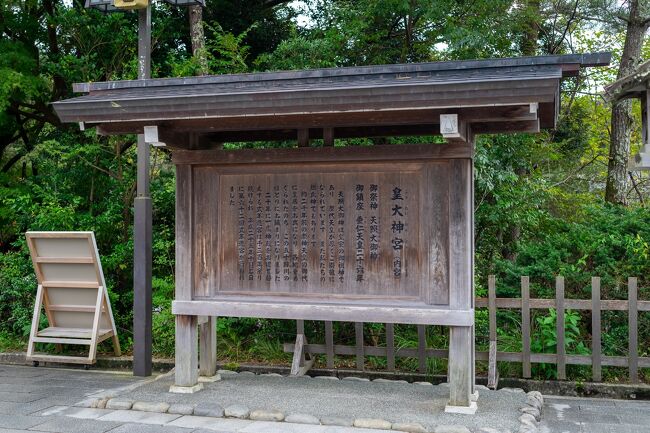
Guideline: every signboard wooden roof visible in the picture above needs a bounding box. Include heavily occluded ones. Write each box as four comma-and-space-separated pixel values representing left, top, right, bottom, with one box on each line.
53, 53, 610, 146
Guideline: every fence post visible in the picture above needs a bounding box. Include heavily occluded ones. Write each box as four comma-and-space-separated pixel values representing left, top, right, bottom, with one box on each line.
417, 325, 427, 374
325, 321, 334, 369
487, 275, 498, 388
355, 322, 365, 371
591, 277, 601, 382
556, 276, 566, 380
386, 323, 395, 371
629, 277, 639, 383
521, 276, 531, 379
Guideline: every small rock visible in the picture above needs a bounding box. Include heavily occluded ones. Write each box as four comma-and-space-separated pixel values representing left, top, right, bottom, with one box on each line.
217, 369, 238, 375
224, 404, 250, 419
343, 376, 370, 382
95, 398, 109, 409
314, 375, 339, 380
106, 399, 133, 410
285, 413, 320, 425
476, 428, 501, 433
434, 426, 471, 433
391, 421, 427, 432
168, 403, 194, 415
527, 391, 543, 402
353, 418, 392, 430
500, 387, 525, 393
320, 416, 353, 426
193, 402, 224, 417
239, 371, 255, 376
249, 409, 285, 422
519, 413, 537, 428
261, 373, 283, 377
520, 406, 540, 421
414, 381, 433, 386
373, 378, 408, 384
132, 401, 170, 413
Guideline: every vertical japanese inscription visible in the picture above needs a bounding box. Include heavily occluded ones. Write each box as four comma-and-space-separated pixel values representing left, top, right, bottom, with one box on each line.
219, 170, 419, 298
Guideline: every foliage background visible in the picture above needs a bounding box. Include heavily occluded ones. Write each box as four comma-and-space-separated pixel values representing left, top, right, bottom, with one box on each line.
1, 0, 649, 381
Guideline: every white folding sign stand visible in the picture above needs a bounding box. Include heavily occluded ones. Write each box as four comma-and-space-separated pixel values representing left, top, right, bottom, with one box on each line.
26, 231, 121, 367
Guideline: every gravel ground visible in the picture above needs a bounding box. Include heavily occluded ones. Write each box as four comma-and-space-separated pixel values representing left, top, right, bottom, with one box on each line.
120, 372, 526, 432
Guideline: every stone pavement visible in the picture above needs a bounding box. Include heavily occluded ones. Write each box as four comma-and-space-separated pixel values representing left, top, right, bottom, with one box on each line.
0, 364, 423, 433
539, 395, 650, 433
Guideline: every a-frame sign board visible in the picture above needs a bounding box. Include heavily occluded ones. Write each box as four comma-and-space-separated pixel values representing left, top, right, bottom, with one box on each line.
26, 232, 121, 366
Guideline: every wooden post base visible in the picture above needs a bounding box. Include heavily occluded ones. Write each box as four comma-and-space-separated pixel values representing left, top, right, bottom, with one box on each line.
444, 401, 478, 415
169, 383, 204, 394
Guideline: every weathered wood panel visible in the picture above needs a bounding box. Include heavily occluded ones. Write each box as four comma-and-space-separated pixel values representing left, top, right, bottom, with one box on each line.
182, 146, 466, 313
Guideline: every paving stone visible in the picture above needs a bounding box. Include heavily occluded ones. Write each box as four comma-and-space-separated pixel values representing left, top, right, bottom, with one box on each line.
168, 403, 195, 415
106, 398, 134, 410
320, 416, 353, 426
132, 401, 171, 413
224, 404, 250, 419
62, 407, 113, 419
217, 369, 238, 375
239, 371, 256, 376
0, 413, 47, 429
391, 421, 427, 432
103, 423, 193, 433
0, 391, 47, 403
342, 376, 370, 382
285, 413, 321, 424
414, 381, 433, 386
25, 416, 123, 433
193, 402, 224, 417
73, 398, 99, 408
433, 425, 472, 433
97, 409, 180, 425
35, 406, 69, 416
168, 415, 252, 431
249, 409, 285, 421
261, 373, 283, 377
238, 420, 326, 433
353, 418, 392, 430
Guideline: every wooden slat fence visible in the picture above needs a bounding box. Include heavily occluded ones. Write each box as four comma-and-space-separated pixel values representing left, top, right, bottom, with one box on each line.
284, 276, 646, 382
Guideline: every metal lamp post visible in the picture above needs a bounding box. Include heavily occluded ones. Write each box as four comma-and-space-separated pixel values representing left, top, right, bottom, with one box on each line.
84, 0, 205, 377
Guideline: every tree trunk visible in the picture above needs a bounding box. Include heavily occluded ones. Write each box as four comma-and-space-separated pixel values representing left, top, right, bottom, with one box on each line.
189, 5, 209, 76
605, 0, 649, 204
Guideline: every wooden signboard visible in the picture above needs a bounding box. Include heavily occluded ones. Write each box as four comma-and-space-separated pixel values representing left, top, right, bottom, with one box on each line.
172, 144, 473, 326
171, 143, 475, 411
26, 231, 121, 366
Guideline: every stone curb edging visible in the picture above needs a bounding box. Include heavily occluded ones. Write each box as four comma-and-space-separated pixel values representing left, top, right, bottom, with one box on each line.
72, 370, 524, 433
517, 391, 543, 433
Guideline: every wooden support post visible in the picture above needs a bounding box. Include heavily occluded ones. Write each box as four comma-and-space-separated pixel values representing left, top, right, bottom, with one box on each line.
445, 158, 475, 414
556, 276, 566, 380
172, 314, 201, 392
448, 326, 475, 412
487, 275, 499, 389
386, 323, 395, 372
199, 316, 217, 378
628, 277, 638, 383
521, 276, 531, 379
591, 277, 601, 382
